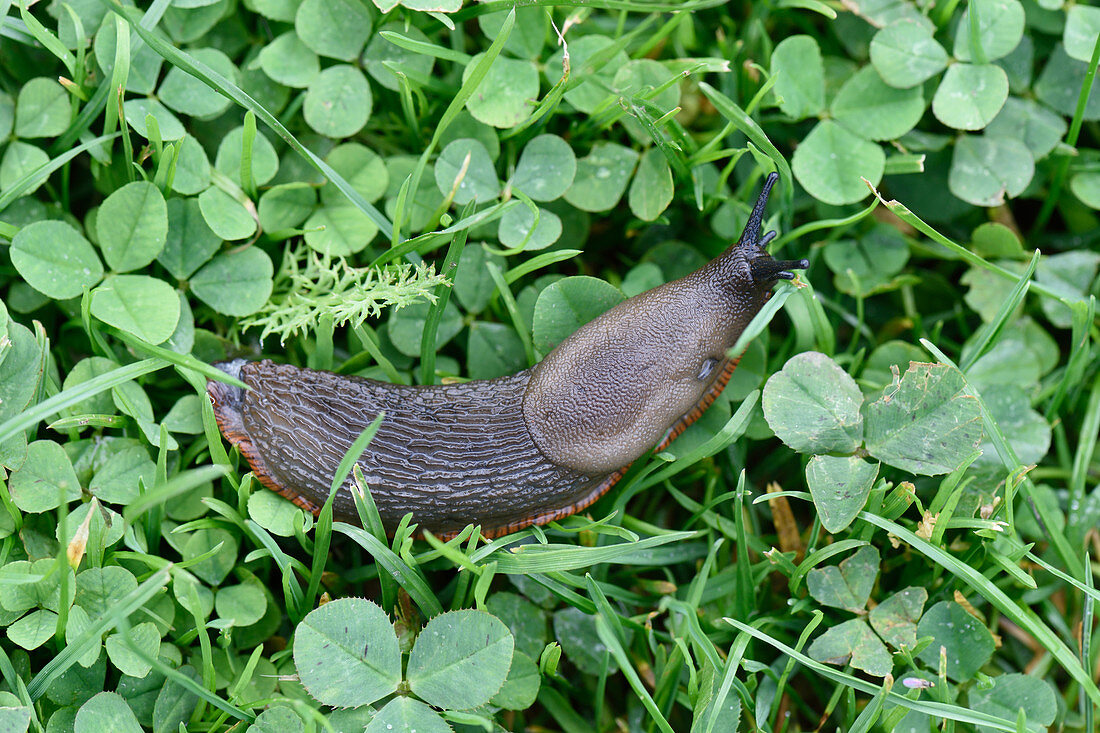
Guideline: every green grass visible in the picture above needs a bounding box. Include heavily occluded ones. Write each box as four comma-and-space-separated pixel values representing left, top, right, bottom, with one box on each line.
0, 0, 1098, 731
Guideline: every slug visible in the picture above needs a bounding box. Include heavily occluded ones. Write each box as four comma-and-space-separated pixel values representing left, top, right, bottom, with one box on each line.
208, 172, 807, 539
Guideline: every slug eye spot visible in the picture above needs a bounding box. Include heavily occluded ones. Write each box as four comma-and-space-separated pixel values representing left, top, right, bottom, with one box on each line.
696, 358, 718, 381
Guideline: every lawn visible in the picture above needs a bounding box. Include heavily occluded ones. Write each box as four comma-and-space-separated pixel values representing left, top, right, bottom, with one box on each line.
0, 0, 1098, 731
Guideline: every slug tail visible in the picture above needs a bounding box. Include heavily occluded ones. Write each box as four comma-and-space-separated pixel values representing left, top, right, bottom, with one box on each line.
207, 359, 249, 439
207, 360, 322, 515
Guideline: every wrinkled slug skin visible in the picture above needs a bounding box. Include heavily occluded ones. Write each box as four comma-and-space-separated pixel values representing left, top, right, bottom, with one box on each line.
207, 173, 806, 539
208, 360, 601, 538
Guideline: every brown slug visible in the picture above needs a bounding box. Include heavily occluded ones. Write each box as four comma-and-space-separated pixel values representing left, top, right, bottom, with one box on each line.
207, 172, 807, 539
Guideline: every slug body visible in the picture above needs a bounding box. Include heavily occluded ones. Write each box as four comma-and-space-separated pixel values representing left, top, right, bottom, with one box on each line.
208, 174, 807, 538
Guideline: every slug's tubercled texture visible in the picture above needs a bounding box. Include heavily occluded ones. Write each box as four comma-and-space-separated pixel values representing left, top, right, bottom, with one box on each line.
208, 173, 808, 538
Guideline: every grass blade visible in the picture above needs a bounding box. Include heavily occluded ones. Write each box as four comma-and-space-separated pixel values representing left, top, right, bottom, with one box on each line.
858, 512, 1100, 708
0, 358, 165, 446
725, 617, 1019, 731
27, 567, 171, 701
103, 1, 392, 238
334, 523, 443, 617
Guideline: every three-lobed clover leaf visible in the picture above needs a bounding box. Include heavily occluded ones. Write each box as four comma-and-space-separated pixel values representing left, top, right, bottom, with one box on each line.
406, 608, 513, 710
805, 456, 879, 534
868, 586, 927, 650
769, 35, 825, 119
294, 600, 516, 716
292, 597, 402, 708
915, 601, 996, 682
74, 692, 143, 733
762, 351, 864, 455
11, 221, 103, 300
807, 545, 880, 613
863, 362, 983, 476
791, 120, 884, 206
968, 674, 1057, 733
808, 619, 893, 677
532, 277, 625, 355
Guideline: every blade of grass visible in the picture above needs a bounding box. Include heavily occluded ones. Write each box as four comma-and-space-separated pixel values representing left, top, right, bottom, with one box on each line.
334, 523, 443, 617
109, 329, 248, 389
731, 471, 755, 621
485, 261, 536, 366
636, 392, 758, 491
472, 531, 697, 573
369, 199, 519, 268
1070, 371, 1100, 521
0, 358, 165, 446
767, 610, 824, 729
0, 644, 35, 714
102, 13, 128, 154
729, 281, 797, 357
667, 485, 740, 538
725, 617, 1019, 731
421, 529, 483, 575
454, 0, 727, 19
123, 465, 230, 523
921, 339, 1085, 578
858, 512, 1100, 707
594, 615, 675, 733
866, 183, 1064, 303
1046, 296, 1095, 418
52, 0, 170, 152
849, 675, 893, 733
18, 0, 76, 76
699, 82, 793, 209
103, 1, 392, 238
627, 98, 691, 179
303, 415, 385, 614
502, 40, 571, 139
27, 567, 171, 701
419, 219, 469, 385
1031, 32, 1100, 237
500, 249, 582, 283
958, 250, 1039, 371
1022, 549, 1100, 605
115, 540, 225, 575
379, 30, 471, 63
53, 497, 72, 645
244, 519, 306, 616
1083, 551, 1096, 731
965, 0, 988, 65
239, 110, 257, 201
772, 199, 877, 251
183, 579, 215, 717
705, 619, 762, 731
538, 687, 595, 733
346, 325, 405, 382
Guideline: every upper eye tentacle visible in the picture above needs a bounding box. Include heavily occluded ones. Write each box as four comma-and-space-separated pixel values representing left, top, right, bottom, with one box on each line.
737, 171, 780, 249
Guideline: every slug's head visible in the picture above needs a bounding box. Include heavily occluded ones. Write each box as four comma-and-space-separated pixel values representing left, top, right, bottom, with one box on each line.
716, 171, 809, 291
522, 173, 808, 477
